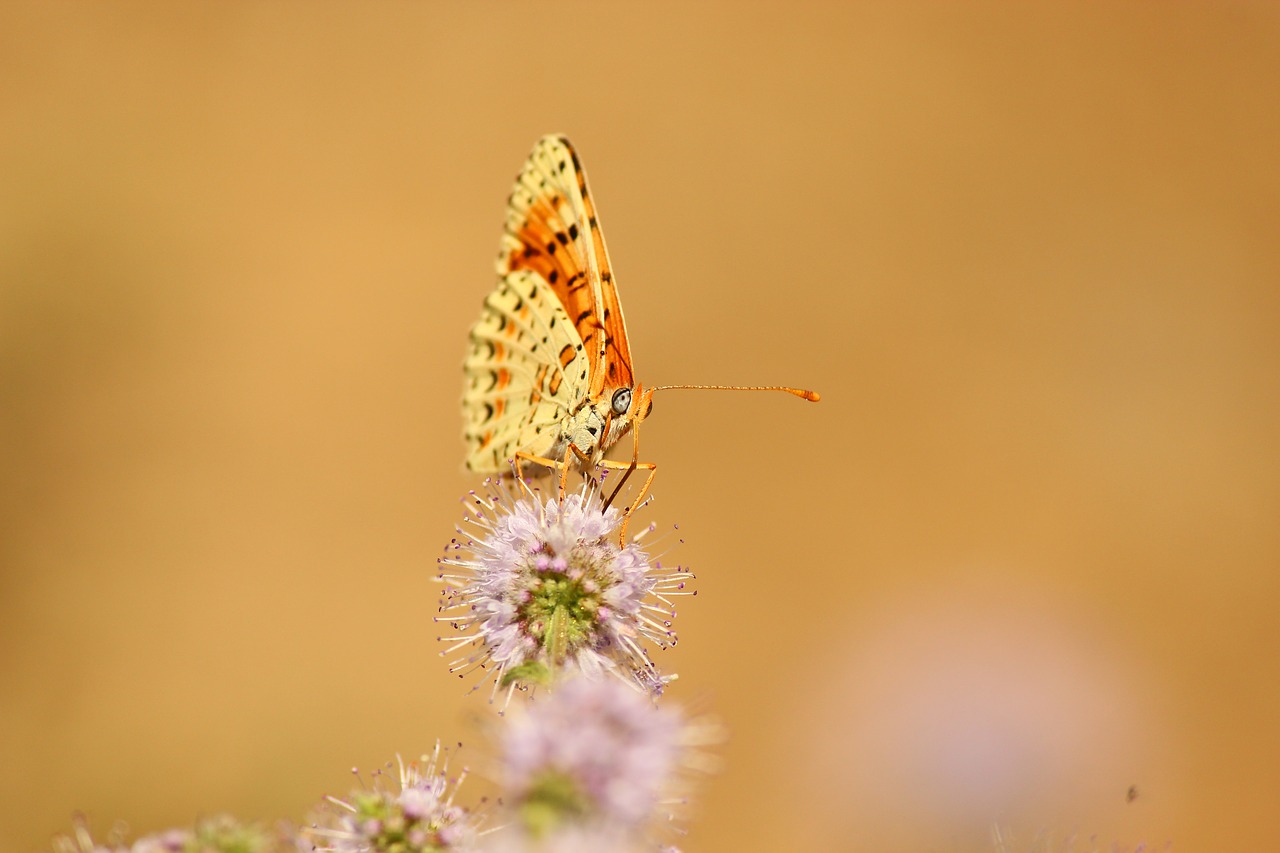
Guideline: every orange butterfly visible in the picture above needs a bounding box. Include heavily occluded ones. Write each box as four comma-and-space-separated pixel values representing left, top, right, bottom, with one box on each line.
463, 135, 818, 519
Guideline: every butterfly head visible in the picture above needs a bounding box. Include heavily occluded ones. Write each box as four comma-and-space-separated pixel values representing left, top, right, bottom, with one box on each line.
583, 382, 652, 462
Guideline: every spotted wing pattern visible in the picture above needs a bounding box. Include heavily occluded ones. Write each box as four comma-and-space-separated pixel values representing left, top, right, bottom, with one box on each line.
464, 135, 636, 472
463, 270, 592, 471
497, 135, 635, 398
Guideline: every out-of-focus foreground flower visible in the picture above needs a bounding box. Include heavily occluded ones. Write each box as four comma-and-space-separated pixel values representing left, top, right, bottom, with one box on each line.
495, 676, 710, 848
476, 824, 668, 853
437, 479, 694, 698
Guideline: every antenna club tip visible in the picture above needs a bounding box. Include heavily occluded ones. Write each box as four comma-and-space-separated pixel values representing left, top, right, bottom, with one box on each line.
803, 390, 821, 402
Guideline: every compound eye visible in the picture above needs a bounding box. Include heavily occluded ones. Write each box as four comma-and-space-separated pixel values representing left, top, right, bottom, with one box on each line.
611, 387, 632, 416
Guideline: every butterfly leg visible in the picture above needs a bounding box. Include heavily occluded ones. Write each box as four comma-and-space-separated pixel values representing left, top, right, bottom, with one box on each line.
595, 457, 657, 544
513, 446, 591, 501
562, 443, 594, 499
600, 428, 657, 544
512, 450, 562, 495
603, 411, 643, 510
511, 452, 530, 487
513, 447, 651, 544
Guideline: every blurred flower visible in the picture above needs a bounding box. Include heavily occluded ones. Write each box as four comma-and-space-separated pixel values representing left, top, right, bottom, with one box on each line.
52, 815, 296, 853
437, 479, 694, 698
989, 824, 1169, 853
307, 743, 479, 853
497, 676, 705, 842
477, 824, 668, 853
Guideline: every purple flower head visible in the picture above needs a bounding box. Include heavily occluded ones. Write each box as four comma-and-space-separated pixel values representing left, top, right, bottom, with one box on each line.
437, 479, 694, 699
308, 744, 478, 853
52, 816, 296, 853
478, 824, 662, 853
501, 677, 690, 838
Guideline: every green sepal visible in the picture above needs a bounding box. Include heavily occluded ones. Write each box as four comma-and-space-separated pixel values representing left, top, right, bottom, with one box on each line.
519, 771, 589, 839
501, 660, 553, 688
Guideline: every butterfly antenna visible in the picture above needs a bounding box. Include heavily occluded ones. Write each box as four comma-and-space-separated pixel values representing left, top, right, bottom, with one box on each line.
650, 384, 821, 402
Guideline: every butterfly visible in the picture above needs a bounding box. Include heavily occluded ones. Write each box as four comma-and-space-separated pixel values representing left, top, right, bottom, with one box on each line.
462, 135, 818, 518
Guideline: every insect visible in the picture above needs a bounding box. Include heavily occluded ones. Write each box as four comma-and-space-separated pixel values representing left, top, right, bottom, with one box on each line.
462, 135, 818, 524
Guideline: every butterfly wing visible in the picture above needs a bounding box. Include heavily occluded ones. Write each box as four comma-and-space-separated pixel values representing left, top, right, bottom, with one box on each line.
463, 269, 592, 471
497, 135, 636, 399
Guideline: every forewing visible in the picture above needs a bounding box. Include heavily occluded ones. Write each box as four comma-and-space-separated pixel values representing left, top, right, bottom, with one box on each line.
498, 135, 635, 399
463, 270, 591, 472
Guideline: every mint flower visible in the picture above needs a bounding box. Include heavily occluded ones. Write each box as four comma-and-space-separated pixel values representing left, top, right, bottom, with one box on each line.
499, 677, 695, 840
308, 744, 479, 853
52, 816, 294, 853
477, 825, 666, 853
437, 480, 694, 698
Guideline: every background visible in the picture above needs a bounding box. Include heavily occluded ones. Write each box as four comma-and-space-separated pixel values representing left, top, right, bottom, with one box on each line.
3, 3, 1277, 851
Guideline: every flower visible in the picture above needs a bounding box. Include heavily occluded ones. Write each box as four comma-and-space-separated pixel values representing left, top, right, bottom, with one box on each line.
476, 824, 665, 853
307, 743, 479, 853
437, 478, 694, 699
52, 815, 296, 853
498, 676, 695, 840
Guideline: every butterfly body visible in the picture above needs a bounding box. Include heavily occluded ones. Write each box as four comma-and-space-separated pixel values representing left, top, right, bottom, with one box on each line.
463, 135, 650, 474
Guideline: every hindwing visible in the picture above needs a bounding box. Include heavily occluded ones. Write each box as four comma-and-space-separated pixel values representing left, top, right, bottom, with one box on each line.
463, 270, 590, 471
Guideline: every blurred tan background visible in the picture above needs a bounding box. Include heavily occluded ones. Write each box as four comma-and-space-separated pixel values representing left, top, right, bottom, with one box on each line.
2, 3, 1278, 851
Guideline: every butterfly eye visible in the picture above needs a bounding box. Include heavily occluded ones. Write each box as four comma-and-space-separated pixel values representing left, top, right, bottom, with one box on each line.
611, 388, 632, 416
